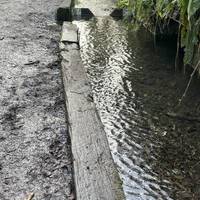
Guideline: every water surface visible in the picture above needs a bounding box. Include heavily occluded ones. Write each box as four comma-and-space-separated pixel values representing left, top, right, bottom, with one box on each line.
74, 17, 200, 200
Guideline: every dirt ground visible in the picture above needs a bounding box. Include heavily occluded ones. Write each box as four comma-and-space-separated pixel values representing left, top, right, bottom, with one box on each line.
0, 0, 73, 199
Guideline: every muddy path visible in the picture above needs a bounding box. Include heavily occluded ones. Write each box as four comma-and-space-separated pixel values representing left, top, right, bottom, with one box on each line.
0, 0, 73, 199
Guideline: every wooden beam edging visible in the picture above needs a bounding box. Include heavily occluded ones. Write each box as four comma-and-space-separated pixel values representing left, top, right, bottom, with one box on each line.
56, 0, 73, 21
60, 22, 125, 200
56, 0, 125, 22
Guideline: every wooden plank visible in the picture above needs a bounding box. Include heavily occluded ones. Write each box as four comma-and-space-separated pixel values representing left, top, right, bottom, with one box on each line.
72, 8, 94, 20
61, 22, 78, 43
60, 24, 125, 200
56, 0, 72, 21
74, 0, 123, 17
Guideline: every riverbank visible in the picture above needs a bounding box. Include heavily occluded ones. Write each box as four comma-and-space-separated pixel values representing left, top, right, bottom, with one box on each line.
118, 0, 200, 71
0, 0, 73, 199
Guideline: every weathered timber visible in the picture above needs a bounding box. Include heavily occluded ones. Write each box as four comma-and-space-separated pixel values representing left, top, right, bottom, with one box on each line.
72, 8, 94, 20
56, 0, 72, 21
74, 0, 123, 18
60, 23, 125, 200
61, 22, 78, 43
57, 0, 124, 21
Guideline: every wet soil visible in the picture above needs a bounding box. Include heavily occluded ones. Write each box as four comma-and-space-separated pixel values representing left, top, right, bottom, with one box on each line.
0, 0, 73, 199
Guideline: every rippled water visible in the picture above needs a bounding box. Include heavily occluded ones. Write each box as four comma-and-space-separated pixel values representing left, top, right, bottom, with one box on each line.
74, 17, 200, 200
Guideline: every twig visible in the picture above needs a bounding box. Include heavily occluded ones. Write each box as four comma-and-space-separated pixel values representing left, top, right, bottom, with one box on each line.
153, 16, 158, 49
70, 90, 83, 95
175, 24, 181, 72
179, 60, 200, 105
168, 16, 183, 25
26, 193, 34, 200
166, 112, 200, 123
24, 60, 40, 65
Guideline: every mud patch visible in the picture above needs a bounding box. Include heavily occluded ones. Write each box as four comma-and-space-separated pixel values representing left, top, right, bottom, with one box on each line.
0, 0, 73, 199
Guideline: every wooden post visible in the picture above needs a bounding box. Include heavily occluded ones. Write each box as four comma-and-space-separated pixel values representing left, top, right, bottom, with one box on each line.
60, 22, 125, 200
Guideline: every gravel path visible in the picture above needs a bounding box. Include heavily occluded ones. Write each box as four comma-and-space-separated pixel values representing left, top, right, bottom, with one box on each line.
0, 0, 73, 199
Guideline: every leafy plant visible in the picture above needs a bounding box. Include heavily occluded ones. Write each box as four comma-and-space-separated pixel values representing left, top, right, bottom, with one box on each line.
118, 0, 200, 68
117, 0, 130, 8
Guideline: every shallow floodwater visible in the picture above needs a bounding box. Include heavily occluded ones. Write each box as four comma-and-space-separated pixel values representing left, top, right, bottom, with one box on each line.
74, 17, 200, 200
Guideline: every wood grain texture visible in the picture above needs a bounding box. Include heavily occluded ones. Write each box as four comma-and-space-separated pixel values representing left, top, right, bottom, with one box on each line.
60, 35, 124, 199
61, 22, 78, 43
56, 0, 72, 21
74, 0, 120, 17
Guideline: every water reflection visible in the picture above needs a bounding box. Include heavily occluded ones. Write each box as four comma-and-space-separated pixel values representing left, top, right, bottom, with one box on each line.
74, 17, 200, 200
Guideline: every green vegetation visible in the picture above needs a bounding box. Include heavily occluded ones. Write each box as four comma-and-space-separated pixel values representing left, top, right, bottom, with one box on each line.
117, 0, 200, 67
